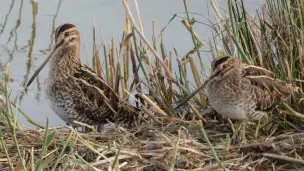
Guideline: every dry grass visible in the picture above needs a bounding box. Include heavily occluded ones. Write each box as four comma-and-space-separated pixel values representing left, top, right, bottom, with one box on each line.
0, 112, 303, 170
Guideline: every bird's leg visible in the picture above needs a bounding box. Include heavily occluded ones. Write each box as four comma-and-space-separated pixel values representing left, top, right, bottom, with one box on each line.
238, 123, 247, 144
255, 119, 261, 138
255, 115, 268, 138
227, 118, 236, 135
231, 120, 245, 141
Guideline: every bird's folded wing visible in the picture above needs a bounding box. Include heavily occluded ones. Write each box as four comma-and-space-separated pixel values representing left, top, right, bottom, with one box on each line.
70, 64, 139, 124
245, 75, 292, 111
68, 64, 121, 121
65, 76, 116, 123
75, 64, 117, 98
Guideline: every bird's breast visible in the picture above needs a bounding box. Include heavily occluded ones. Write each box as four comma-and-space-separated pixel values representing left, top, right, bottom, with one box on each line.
45, 80, 79, 125
205, 77, 260, 120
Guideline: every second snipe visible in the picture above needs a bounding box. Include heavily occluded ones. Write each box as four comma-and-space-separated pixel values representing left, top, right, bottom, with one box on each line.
176, 56, 298, 121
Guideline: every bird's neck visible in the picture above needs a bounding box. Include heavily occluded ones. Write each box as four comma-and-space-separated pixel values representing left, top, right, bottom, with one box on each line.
49, 45, 81, 79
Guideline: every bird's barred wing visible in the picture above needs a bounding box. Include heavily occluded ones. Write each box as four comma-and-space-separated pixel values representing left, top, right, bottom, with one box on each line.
244, 75, 294, 111
69, 64, 138, 124
66, 75, 119, 124
74, 64, 117, 99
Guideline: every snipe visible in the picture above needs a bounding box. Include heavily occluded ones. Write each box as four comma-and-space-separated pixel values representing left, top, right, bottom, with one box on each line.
176, 56, 297, 120
176, 56, 297, 139
26, 23, 139, 126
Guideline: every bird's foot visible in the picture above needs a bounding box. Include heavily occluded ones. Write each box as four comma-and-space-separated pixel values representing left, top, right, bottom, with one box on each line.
230, 120, 247, 144
238, 125, 247, 144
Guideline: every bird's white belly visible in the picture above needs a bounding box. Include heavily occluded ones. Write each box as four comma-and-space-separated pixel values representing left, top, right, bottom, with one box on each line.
49, 101, 70, 124
205, 84, 252, 120
211, 100, 250, 120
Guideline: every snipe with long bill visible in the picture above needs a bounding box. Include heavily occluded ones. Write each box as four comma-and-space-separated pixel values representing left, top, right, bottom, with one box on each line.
26, 23, 139, 126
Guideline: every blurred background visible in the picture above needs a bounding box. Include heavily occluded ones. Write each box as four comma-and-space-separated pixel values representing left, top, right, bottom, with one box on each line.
0, 0, 260, 128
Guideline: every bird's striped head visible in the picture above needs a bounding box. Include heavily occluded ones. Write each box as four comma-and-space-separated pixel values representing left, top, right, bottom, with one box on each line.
26, 23, 80, 87
210, 56, 240, 76
54, 23, 80, 48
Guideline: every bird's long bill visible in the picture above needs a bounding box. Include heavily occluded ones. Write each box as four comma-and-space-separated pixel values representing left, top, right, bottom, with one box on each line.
26, 44, 62, 87
175, 79, 210, 110
175, 66, 233, 109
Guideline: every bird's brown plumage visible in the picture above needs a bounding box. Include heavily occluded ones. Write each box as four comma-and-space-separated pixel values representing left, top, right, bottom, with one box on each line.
71, 64, 139, 125
176, 56, 297, 121
27, 23, 139, 126
241, 65, 295, 111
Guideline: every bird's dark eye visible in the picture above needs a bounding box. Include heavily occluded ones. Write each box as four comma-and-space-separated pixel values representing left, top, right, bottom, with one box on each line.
223, 64, 228, 68
64, 32, 70, 37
